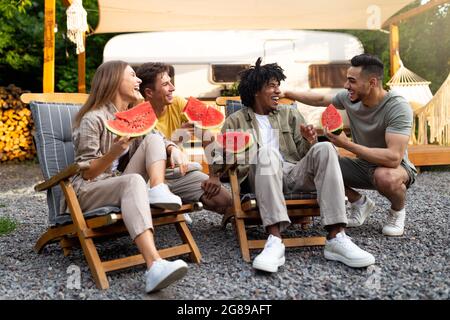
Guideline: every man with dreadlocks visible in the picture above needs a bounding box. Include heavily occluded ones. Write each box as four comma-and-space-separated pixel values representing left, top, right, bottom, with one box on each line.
218, 58, 375, 273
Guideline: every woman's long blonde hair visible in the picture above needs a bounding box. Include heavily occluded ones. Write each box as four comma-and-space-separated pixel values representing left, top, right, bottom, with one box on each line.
74, 60, 129, 128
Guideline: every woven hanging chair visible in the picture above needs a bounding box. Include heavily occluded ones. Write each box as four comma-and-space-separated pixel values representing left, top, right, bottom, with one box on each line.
387, 59, 433, 105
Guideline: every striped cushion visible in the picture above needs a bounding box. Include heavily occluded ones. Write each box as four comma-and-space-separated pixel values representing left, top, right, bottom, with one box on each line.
30, 102, 120, 226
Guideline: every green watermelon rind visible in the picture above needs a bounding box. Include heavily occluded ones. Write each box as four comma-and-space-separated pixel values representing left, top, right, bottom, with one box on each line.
217, 132, 254, 154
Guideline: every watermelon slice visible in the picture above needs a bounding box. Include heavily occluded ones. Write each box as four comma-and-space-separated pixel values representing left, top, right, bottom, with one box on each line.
321, 104, 343, 135
216, 131, 254, 154
183, 96, 225, 129
105, 101, 158, 137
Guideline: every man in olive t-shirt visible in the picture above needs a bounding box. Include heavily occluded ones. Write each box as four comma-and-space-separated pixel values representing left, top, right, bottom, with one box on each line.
284, 54, 417, 237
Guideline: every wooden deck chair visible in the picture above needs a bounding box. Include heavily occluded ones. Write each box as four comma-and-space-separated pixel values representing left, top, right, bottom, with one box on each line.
21, 93, 202, 290
220, 165, 326, 262
215, 97, 325, 262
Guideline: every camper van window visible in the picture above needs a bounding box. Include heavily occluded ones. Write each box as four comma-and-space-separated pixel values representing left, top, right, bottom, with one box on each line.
308, 63, 350, 89
211, 64, 250, 83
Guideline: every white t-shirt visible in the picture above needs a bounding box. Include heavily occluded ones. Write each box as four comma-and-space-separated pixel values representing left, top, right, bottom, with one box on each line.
255, 113, 280, 151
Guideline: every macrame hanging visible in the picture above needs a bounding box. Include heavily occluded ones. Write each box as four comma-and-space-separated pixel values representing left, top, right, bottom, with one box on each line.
416, 73, 450, 146
66, 0, 88, 54
387, 56, 434, 145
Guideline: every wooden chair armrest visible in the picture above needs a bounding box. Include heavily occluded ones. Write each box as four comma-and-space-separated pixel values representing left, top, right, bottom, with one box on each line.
20, 92, 89, 104
35, 163, 81, 191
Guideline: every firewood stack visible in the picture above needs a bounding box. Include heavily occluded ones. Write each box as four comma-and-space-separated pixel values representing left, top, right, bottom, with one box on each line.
0, 85, 36, 162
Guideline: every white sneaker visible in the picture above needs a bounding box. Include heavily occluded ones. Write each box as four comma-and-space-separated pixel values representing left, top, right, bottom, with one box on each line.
324, 231, 375, 268
382, 208, 405, 236
145, 259, 188, 293
148, 183, 182, 211
252, 235, 285, 273
183, 213, 193, 224
347, 195, 375, 227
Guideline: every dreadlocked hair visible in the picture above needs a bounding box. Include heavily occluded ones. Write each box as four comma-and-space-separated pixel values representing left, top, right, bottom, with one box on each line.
238, 57, 286, 109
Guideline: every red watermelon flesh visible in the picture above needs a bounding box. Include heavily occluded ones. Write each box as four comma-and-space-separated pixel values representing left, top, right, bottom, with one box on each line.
183, 96, 225, 129
321, 104, 343, 135
216, 131, 253, 154
105, 101, 158, 137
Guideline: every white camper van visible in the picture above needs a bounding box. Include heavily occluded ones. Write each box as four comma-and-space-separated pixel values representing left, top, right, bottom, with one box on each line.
103, 30, 363, 126
104, 30, 363, 97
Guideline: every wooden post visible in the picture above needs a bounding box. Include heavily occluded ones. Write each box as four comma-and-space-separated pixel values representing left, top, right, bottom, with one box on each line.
389, 24, 400, 77
43, 0, 56, 93
78, 33, 86, 93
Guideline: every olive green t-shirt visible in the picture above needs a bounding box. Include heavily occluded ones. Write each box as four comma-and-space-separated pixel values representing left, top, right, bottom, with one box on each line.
331, 90, 416, 171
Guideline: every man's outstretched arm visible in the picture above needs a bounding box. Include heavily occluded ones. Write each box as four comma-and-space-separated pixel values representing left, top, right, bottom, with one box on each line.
283, 90, 334, 107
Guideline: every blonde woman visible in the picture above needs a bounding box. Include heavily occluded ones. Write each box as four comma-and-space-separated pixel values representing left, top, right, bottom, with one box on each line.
72, 60, 189, 293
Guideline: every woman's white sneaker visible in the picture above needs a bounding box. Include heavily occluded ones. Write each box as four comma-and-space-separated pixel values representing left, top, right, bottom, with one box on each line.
145, 259, 188, 293
382, 208, 405, 236
324, 231, 375, 268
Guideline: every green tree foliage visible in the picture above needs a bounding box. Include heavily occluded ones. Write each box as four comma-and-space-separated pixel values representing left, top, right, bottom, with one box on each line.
399, 2, 449, 93
0, 0, 114, 92
0, 0, 42, 90
0, 0, 32, 17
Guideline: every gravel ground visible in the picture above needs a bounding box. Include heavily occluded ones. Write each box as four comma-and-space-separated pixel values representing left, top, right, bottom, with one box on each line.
0, 162, 449, 300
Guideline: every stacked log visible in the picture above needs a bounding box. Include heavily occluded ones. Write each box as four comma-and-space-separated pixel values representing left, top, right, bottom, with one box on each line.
0, 85, 35, 162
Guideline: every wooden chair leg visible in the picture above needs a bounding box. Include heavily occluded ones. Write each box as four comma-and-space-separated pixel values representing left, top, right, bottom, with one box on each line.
175, 221, 202, 263
78, 236, 109, 290
234, 217, 251, 262
59, 237, 78, 256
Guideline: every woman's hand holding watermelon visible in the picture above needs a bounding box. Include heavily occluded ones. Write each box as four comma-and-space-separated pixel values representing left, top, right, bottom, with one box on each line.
109, 135, 133, 159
